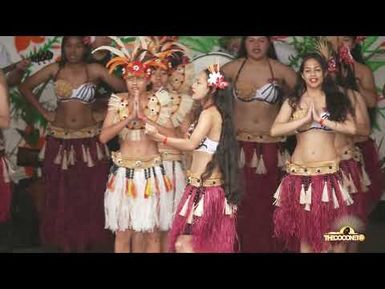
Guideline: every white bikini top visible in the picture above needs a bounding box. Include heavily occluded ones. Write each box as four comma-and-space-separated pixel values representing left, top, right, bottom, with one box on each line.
194, 137, 219, 154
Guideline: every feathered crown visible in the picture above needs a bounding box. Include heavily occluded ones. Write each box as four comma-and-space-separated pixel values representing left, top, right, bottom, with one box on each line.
140, 36, 190, 71
92, 36, 190, 78
92, 36, 157, 78
207, 61, 228, 90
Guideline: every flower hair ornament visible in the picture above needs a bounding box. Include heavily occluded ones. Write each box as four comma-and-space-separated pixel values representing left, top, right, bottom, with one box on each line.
207, 61, 228, 90
92, 36, 163, 78
338, 44, 354, 66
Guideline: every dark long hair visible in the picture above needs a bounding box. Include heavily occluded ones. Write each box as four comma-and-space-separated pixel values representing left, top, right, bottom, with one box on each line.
289, 53, 352, 121
194, 70, 242, 205
237, 36, 278, 60
350, 37, 365, 64
59, 36, 91, 67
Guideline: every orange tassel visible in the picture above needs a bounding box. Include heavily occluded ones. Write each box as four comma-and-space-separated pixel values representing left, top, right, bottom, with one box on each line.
154, 175, 160, 195
130, 179, 137, 198
144, 179, 152, 198
107, 175, 116, 191
163, 175, 173, 192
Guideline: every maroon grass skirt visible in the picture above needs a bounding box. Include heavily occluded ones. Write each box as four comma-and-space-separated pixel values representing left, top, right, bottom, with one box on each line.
356, 138, 384, 210
236, 140, 288, 252
40, 127, 113, 252
273, 162, 354, 252
168, 184, 237, 253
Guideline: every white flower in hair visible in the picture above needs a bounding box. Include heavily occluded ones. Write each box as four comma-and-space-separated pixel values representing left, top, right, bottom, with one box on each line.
207, 61, 228, 89
208, 71, 223, 86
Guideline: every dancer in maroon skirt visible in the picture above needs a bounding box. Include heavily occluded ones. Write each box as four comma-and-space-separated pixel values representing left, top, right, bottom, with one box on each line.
222, 36, 297, 252
271, 53, 358, 252
145, 63, 241, 252
19, 36, 126, 252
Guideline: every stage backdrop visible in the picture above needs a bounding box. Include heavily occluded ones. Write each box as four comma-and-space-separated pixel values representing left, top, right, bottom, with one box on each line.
0, 36, 384, 199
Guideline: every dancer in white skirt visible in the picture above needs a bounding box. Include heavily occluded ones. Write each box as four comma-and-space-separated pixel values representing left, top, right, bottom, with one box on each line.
95, 37, 174, 252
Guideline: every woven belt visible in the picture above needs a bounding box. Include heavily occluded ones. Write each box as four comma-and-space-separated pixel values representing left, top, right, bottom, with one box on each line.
236, 131, 286, 143
47, 124, 100, 139
186, 171, 223, 187
112, 151, 162, 169
286, 160, 340, 176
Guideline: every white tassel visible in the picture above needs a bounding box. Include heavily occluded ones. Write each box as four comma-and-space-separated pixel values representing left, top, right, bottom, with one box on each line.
304, 184, 312, 211
37, 167, 42, 178
250, 150, 258, 168
341, 170, 350, 189
273, 183, 282, 206
86, 147, 94, 167
61, 149, 68, 170
331, 187, 340, 209
81, 144, 88, 163
339, 181, 354, 206
104, 143, 110, 158
321, 181, 329, 202
361, 166, 371, 187
348, 174, 358, 194
193, 196, 204, 217
38, 142, 46, 161
96, 142, 103, 161
224, 199, 234, 215
68, 145, 76, 166
255, 154, 267, 174
1, 158, 10, 183
54, 145, 63, 165
299, 184, 306, 205
186, 205, 194, 224
179, 195, 191, 217
239, 147, 245, 169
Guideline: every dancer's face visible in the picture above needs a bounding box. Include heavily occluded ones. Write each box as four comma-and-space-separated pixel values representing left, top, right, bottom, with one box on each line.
302, 58, 324, 89
63, 37, 87, 64
191, 71, 210, 100
126, 75, 147, 96
150, 68, 169, 92
245, 36, 270, 60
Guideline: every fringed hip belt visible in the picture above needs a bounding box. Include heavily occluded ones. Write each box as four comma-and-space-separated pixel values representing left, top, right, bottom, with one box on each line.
286, 160, 339, 176
107, 152, 173, 198
47, 124, 101, 139
111, 151, 162, 169
236, 131, 286, 143
186, 171, 224, 187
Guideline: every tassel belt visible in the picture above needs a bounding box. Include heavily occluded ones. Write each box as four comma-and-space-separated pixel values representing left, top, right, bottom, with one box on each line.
111, 151, 162, 169
236, 131, 286, 143
286, 160, 339, 176
47, 124, 101, 139
160, 150, 183, 161
186, 171, 223, 187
